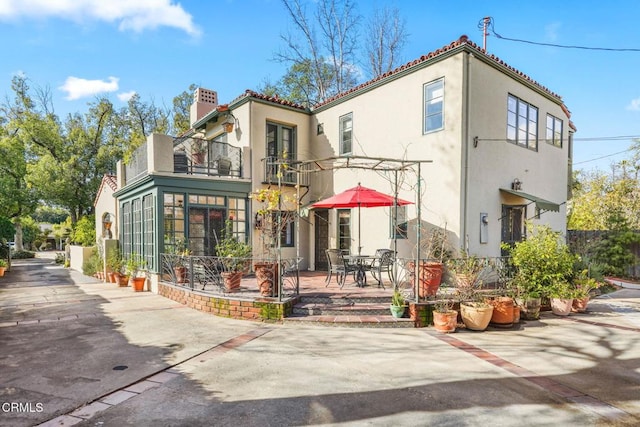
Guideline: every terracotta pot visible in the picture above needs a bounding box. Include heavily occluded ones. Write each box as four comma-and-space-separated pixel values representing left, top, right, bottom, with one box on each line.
107, 272, 116, 283
550, 298, 573, 316
460, 302, 494, 331
513, 305, 521, 324
433, 310, 458, 333
174, 266, 188, 283
0, 267, 5, 277
572, 296, 589, 313
254, 262, 278, 297
410, 261, 443, 298
115, 273, 130, 287
490, 297, 514, 327
131, 277, 146, 292
221, 271, 243, 293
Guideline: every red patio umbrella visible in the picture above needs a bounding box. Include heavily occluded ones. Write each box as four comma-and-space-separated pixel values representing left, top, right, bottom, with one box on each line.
311, 183, 412, 254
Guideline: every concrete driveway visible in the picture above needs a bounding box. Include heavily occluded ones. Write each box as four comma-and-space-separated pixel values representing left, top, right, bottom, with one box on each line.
1, 255, 639, 426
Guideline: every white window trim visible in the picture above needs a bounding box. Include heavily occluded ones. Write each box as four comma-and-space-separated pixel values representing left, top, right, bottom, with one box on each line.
339, 113, 353, 155
423, 78, 444, 134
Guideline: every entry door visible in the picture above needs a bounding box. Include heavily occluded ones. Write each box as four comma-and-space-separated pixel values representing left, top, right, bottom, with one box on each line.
501, 205, 525, 255
314, 210, 329, 270
189, 207, 226, 256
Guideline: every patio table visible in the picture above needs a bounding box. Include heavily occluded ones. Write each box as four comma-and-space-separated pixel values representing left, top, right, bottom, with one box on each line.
345, 255, 376, 287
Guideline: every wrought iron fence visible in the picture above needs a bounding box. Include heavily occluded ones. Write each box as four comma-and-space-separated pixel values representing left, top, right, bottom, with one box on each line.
124, 142, 148, 185
392, 256, 514, 301
173, 136, 242, 177
160, 254, 301, 298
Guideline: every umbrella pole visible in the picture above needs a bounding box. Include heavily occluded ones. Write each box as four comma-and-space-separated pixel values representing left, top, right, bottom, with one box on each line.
358, 204, 361, 255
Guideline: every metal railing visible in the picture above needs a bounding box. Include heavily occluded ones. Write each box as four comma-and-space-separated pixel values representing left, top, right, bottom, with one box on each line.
160, 254, 301, 298
392, 256, 514, 300
262, 157, 309, 186
173, 136, 242, 178
124, 142, 148, 185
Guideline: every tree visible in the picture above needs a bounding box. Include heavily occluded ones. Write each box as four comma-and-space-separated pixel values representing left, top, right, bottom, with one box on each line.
172, 83, 197, 135
271, 1, 408, 107
364, 6, 408, 78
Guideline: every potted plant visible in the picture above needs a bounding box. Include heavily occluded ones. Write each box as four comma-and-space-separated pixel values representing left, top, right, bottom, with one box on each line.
125, 253, 147, 292
446, 249, 486, 289
390, 288, 406, 318
107, 248, 127, 286
171, 238, 190, 283
250, 186, 298, 297
547, 281, 576, 316
572, 272, 599, 313
432, 292, 458, 333
216, 219, 252, 293
191, 139, 207, 165
505, 224, 575, 320
0, 259, 6, 277
456, 275, 494, 331
411, 226, 451, 298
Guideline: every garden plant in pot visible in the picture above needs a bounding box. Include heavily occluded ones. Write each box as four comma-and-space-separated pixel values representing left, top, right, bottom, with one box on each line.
216, 219, 252, 293
412, 226, 451, 298
390, 288, 406, 318
504, 224, 575, 320
456, 273, 493, 331
250, 186, 298, 297
125, 254, 147, 292
432, 291, 458, 333
572, 271, 599, 313
546, 281, 576, 316
107, 248, 127, 286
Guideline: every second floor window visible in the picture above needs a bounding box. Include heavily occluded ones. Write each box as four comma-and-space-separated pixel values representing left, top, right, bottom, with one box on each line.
546, 114, 563, 147
339, 113, 353, 155
266, 122, 296, 182
507, 94, 538, 151
424, 78, 444, 133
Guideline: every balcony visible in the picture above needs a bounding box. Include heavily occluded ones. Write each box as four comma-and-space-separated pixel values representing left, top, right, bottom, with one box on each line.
122, 134, 245, 186
262, 156, 309, 187
173, 136, 242, 178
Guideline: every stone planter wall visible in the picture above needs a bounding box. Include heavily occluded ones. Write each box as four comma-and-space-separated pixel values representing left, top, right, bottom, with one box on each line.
158, 282, 296, 322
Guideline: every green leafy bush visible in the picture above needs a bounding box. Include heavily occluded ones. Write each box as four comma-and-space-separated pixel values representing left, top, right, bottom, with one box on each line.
12, 250, 35, 259
82, 248, 102, 276
72, 215, 96, 247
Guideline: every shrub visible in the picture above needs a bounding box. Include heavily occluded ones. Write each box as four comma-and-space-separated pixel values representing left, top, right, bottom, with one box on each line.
12, 250, 35, 259
82, 248, 102, 277
72, 215, 96, 247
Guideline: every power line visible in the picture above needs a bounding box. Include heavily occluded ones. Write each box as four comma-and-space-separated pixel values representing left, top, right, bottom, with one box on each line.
480, 17, 640, 52
573, 148, 634, 165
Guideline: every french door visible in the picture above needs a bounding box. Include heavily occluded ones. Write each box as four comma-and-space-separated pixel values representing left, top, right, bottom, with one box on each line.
188, 207, 226, 256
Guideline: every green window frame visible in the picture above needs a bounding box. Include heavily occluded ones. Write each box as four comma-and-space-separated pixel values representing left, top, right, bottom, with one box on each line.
546, 114, 563, 148
143, 195, 154, 270
337, 209, 351, 253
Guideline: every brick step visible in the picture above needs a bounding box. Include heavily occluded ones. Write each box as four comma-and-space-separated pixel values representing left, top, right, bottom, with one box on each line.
283, 314, 414, 328
298, 295, 391, 305
293, 302, 390, 316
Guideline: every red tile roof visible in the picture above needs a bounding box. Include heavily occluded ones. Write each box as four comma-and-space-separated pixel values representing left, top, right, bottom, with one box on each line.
314, 35, 563, 109
93, 174, 117, 207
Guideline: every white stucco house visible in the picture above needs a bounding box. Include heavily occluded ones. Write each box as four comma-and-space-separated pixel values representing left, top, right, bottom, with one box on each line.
111, 35, 574, 288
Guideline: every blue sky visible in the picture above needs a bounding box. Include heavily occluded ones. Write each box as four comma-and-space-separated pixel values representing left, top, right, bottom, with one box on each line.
1, 0, 639, 172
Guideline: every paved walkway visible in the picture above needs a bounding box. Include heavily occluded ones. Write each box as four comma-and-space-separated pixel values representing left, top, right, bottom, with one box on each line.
1, 255, 640, 426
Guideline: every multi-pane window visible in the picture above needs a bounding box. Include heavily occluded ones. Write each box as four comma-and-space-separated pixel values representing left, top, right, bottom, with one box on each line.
272, 211, 295, 247
390, 205, 407, 239
163, 193, 185, 253
122, 202, 131, 257
132, 199, 142, 258
424, 78, 444, 133
338, 209, 351, 253
507, 94, 538, 150
339, 113, 353, 155
143, 195, 154, 270
266, 122, 296, 183
546, 114, 563, 147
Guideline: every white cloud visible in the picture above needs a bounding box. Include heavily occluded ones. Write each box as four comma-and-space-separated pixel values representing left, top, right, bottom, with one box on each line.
0, 0, 201, 36
627, 98, 640, 111
59, 76, 119, 100
545, 22, 561, 42
117, 90, 136, 102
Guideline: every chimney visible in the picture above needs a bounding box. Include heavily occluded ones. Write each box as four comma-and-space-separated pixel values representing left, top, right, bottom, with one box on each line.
190, 87, 218, 127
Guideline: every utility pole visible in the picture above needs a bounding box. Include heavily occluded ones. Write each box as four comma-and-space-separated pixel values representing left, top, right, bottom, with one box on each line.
482, 17, 491, 52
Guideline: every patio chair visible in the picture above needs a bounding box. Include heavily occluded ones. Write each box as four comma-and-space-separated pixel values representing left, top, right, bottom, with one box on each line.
369, 249, 395, 289
325, 249, 358, 288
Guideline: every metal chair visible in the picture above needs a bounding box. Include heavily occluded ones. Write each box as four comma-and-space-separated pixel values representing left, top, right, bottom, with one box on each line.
325, 249, 358, 288
369, 249, 395, 289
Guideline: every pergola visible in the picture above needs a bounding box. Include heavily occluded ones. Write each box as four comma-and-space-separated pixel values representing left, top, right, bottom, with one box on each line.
272, 155, 434, 302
